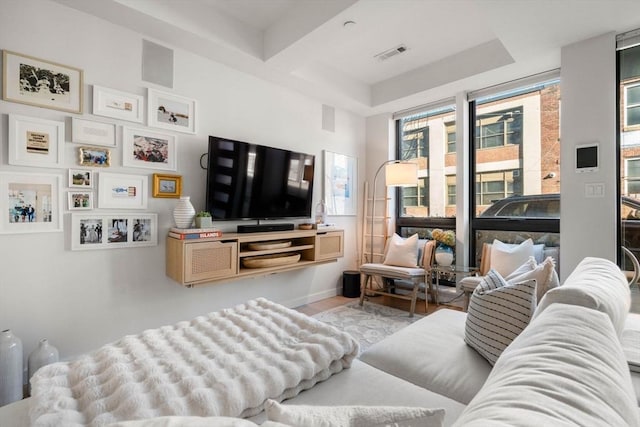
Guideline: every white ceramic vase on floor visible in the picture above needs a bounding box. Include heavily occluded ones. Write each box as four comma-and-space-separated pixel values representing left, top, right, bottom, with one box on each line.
0, 329, 23, 406
28, 339, 59, 386
173, 196, 195, 228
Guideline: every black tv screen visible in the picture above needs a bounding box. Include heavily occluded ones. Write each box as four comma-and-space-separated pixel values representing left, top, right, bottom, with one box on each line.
206, 136, 315, 221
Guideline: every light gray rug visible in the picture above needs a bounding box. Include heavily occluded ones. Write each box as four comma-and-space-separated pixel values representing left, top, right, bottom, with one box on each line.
312, 300, 423, 354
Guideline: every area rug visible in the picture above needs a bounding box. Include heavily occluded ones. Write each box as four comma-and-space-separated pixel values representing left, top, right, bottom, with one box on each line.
312, 301, 423, 354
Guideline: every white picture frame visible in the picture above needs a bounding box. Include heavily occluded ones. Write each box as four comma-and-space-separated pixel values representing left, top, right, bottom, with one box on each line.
8, 114, 64, 168
68, 168, 93, 188
3, 50, 83, 114
148, 88, 196, 134
92, 85, 144, 123
68, 191, 93, 210
323, 150, 358, 216
98, 172, 148, 209
0, 172, 62, 234
71, 117, 116, 147
71, 213, 158, 250
122, 126, 177, 171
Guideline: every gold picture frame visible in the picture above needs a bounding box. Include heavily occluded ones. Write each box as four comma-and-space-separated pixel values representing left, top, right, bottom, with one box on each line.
2, 50, 83, 113
152, 173, 182, 198
78, 146, 111, 167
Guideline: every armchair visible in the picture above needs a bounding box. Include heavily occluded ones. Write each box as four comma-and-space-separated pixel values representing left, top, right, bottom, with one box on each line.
359, 237, 436, 317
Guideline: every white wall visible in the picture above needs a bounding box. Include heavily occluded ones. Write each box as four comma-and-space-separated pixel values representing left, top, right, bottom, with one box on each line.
0, 0, 365, 362
560, 32, 618, 278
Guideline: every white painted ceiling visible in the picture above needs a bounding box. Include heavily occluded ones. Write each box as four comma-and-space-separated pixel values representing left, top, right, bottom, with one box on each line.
54, 0, 640, 116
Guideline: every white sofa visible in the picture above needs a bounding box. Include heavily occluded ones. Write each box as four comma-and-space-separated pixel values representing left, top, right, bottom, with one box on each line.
1, 257, 638, 426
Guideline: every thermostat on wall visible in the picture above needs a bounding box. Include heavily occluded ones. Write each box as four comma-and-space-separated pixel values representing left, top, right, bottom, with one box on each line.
575, 143, 599, 173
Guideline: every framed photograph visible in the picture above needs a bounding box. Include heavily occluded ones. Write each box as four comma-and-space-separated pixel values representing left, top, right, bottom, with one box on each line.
323, 150, 358, 216
152, 173, 181, 198
2, 50, 83, 113
148, 88, 196, 134
98, 172, 148, 209
68, 169, 93, 188
8, 114, 64, 168
71, 213, 157, 250
79, 146, 111, 167
0, 172, 62, 234
122, 127, 177, 171
92, 85, 144, 123
68, 191, 93, 210
71, 117, 116, 147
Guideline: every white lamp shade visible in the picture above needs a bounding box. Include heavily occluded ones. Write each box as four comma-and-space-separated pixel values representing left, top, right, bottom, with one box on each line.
385, 162, 418, 187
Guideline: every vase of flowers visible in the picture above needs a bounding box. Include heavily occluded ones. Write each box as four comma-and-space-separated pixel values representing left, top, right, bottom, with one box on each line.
432, 229, 455, 266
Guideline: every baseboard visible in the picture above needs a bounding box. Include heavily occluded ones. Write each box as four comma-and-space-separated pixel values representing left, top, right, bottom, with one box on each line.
283, 288, 338, 309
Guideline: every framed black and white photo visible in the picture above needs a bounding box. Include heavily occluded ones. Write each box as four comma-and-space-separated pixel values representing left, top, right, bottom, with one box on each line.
122, 127, 177, 171
92, 85, 144, 123
68, 168, 93, 188
97, 172, 148, 209
68, 191, 93, 210
78, 146, 111, 167
71, 213, 157, 250
148, 88, 196, 134
0, 172, 62, 234
2, 50, 83, 113
71, 117, 116, 147
9, 114, 64, 168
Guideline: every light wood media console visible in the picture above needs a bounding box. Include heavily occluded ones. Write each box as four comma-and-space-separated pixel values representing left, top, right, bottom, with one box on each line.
166, 229, 344, 287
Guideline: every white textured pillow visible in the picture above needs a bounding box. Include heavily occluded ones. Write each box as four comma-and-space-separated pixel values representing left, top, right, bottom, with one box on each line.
490, 239, 535, 277
383, 233, 419, 267
504, 256, 537, 281
507, 256, 559, 303
465, 269, 537, 365
264, 399, 445, 427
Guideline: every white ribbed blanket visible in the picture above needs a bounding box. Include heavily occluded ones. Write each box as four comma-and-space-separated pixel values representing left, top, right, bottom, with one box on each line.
29, 298, 359, 426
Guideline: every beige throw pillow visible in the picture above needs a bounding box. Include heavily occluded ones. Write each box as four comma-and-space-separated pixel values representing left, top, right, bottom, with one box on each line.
507, 256, 559, 303
264, 399, 445, 427
490, 239, 535, 277
383, 233, 419, 267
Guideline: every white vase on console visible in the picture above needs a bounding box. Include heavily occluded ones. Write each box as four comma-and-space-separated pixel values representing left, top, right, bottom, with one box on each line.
0, 329, 23, 406
28, 339, 59, 392
173, 196, 195, 228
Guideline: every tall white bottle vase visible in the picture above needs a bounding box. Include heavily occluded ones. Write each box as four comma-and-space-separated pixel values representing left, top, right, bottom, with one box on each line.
0, 329, 23, 406
173, 196, 195, 228
28, 339, 59, 393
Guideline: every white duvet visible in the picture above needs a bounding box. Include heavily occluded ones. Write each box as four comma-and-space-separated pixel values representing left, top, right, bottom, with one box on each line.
29, 298, 359, 426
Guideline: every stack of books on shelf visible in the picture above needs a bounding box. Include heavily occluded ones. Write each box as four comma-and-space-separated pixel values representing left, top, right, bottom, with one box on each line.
168, 227, 222, 240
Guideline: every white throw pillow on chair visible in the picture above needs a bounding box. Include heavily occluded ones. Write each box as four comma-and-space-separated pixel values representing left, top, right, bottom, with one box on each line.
383, 233, 419, 267
490, 239, 535, 277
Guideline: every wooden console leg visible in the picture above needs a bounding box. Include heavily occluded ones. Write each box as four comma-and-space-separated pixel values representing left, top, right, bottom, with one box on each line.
359, 274, 369, 306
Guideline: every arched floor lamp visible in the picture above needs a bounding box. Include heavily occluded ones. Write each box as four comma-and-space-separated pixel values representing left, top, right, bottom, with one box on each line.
369, 160, 418, 262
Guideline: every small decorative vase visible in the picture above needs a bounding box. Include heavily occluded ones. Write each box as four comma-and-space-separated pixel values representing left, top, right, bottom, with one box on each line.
0, 329, 23, 406
173, 196, 195, 228
28, 339, 59, 385
435, 243, 454, 266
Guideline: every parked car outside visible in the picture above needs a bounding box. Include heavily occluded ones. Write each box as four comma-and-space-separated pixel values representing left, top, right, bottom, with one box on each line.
479, 193, 640, 262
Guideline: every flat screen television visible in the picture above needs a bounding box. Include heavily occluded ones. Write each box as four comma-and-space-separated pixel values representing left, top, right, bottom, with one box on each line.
205, 136, 315, 222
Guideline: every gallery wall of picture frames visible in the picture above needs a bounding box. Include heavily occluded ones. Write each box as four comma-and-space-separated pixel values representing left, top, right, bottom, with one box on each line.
1, 47, 197, 245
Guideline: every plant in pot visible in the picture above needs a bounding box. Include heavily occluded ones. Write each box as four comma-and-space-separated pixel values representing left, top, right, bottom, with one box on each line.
194, 211, 213, 228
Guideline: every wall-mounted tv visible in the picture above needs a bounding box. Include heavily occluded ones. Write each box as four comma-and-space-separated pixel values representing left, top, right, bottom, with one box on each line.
205, 136, 315, 221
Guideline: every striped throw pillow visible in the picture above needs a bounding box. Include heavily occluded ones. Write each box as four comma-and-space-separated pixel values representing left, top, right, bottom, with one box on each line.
464, 269, 537, 365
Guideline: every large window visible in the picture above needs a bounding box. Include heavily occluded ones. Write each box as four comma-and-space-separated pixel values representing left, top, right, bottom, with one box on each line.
470, 77, 561, 266
618, 37, 640, 278
395, 101, 456, 238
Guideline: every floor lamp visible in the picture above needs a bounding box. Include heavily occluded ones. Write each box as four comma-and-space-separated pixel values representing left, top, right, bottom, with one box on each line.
369, 160, 419, 263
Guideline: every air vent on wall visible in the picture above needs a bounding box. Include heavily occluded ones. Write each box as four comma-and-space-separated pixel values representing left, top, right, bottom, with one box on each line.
374, 44, 408, 62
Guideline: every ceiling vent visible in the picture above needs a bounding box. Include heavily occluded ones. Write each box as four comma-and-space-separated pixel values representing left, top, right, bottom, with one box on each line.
374, 44, 408, 62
